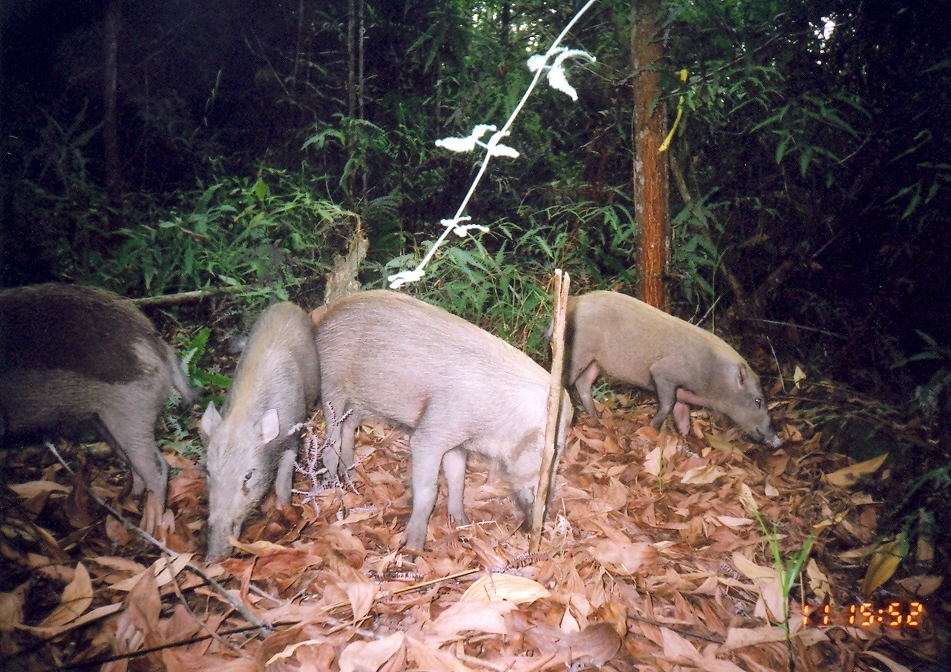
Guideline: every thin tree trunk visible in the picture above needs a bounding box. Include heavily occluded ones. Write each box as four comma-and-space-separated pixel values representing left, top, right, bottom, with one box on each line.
347, 0, 356, 119
103, 0, 121, 222
293, 0, 305, 114
358, 0, 366, 200
630, 0, 669, 309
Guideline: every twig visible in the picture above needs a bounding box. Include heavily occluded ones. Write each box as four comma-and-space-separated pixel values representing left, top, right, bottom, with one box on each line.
131, 285, 246, 307
531, 269, 570, 553
626, 612, 725, 644
162, 546, 249, 659
44, 442, 271, 634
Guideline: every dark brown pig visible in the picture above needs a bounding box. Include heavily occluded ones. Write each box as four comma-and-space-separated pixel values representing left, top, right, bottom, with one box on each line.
315, 290, 573, 553
0, 283, 195, 506
563, 291, 781, 447
200, 302, 319, 560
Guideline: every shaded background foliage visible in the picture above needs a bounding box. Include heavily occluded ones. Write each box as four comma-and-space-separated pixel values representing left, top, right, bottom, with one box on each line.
1, 1, 950, 404
1, 0, 951, 604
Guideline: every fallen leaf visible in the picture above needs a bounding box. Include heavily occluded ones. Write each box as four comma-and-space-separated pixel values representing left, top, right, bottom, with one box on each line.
424, 600, 514, 645
894, 574, 942, 596
343, 581, 379, 621
681, 464, 726, 485
825, 453, 888, 487
661, 627, 701, 664
111, 554, 192, 592
722, 626, 787, 651
0, 590, 25, 632
591, 540, 656, 574
860, 650, 913, 672
861, 536, 905, 597
230, 538, 288, 555
20, 603, 123, 637
7, 480, 71, 498
716, 516, 753, 528
806, 559, 831, 601
37, 562, 92, 629
338, 633, 404, 672
460, 574, 550, 605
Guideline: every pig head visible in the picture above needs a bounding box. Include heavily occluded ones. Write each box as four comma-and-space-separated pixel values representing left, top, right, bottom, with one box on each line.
201, 301, 319, 561
0, 283, 194, 508
564, 291, 781, 447
315, 290, 573, 552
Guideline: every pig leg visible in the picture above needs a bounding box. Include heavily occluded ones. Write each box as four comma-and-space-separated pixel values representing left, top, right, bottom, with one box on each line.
572, 361, 601, 416
97, 410, 169, 509
648, 373, 678, 431
404, 422, 467, 552
320, 401, 340, 477
321, 400, 358, 478
441, 447, 470, 526
274, 445, 297, 505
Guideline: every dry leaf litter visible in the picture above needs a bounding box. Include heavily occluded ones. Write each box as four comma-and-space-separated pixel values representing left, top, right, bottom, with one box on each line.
0, 391, 945, 672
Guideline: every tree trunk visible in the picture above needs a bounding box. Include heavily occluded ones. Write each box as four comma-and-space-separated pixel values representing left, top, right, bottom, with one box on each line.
630, 0, 669, 309
346, 0, 356, 120
103, 0, 121, 222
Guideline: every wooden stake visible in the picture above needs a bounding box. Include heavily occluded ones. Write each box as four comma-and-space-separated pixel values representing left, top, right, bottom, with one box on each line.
530, 269, 570, 552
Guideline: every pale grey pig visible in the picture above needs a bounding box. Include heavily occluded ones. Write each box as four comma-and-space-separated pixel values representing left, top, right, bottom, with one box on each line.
200, 302, 319, 560
0, 283, 195, 507
564, 291, 781, 447
315, 290, 573, 552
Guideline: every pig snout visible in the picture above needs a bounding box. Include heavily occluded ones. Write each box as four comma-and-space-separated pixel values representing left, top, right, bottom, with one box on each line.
206, 515, 242, 561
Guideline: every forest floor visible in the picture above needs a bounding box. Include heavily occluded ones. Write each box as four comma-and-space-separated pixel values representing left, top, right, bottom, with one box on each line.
0, 391, 945, 672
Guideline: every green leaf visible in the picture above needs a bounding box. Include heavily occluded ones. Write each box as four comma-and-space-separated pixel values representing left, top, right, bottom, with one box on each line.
252, 178, 270, 202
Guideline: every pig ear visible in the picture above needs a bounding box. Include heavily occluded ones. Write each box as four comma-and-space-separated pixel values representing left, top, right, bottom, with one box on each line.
260, 408, 281, 443
736, 363, 748, 387
200, 402, 222, 443
309, 305, 327, 328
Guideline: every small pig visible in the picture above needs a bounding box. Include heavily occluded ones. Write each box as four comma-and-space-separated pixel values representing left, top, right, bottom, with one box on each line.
563, 291, 781, 447
200, 302, 319, 561
0, 283, 195, 507
315, 290, 573, 552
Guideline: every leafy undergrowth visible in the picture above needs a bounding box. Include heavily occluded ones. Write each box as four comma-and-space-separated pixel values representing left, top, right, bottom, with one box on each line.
0, 402, 946, 671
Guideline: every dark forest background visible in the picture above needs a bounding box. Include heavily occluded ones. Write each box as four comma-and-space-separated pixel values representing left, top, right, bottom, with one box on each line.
2, 0, 950, 421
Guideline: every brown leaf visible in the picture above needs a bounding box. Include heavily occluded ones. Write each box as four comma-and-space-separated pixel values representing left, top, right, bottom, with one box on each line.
0, 588, 25, 633
460, 574, 550, 605
423, 600, 515, 645
591, 540, 656, 574
338, 633, 404, 672
37, 562, 92, 628
862, 537, 905, 597
343, 581, 379, 621
825, 453, 888, 488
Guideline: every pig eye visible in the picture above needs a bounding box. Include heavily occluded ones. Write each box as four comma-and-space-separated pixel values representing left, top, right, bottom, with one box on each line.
755, 398, 763, 409
243, 471, 254, 487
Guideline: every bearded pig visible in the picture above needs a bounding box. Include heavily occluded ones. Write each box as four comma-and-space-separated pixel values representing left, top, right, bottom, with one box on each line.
315, 290, 573, 552
200, 302, 319, 560
563, 291, 781, 447
0, 283, 195, 507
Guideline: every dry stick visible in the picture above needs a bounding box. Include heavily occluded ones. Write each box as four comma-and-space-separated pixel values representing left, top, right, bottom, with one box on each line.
162, 546, 252, 659
530, 269, 570, 553
43, 442, 271, 634
130, 285, 247, 307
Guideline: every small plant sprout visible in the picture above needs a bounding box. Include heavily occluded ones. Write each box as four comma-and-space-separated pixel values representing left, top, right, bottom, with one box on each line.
387, 0, 597, 289
743, 489, 815, 669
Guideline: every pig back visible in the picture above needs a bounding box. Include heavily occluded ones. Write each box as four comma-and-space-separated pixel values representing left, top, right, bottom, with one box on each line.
0, 283, 172, 385
565, 291, 745, 393
219, 301, 320, 425
0, 283, 190, 434
316, 290, 552, 451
